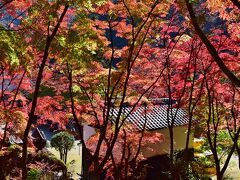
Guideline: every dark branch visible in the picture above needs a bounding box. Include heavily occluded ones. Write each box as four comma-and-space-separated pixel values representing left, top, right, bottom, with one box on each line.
0, 0, 13, 10
185, 0, 240, 87
230, 0, 240, 9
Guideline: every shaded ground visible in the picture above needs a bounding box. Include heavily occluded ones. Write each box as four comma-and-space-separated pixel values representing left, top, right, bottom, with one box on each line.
210, 154, 240, 180
224, 154, 240, 179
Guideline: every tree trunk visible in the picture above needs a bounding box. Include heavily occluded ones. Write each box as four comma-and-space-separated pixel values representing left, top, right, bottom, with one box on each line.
168, 125, 174, 173
60, 151, 63, 161
237, 145, 240, 169
21, 5, 69, 180
65, 148, 67, 164
214, 160, 222, 180
185, 115, 193, 150
0, 70, 25, 150
216, 171, 223, 180
0, 122, 8, 150
0, 168, 6, 180
89, 172, 101, 180
0, 0, 13, 10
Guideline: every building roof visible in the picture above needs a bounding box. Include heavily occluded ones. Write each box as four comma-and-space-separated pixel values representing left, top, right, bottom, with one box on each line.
32, 127, 47, 140
9, 135, 23, 144
32, 125, 58, 141
111, 105, 189, 131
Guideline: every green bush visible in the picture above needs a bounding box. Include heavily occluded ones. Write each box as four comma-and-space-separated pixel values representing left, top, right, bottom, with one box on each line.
7, 144, 22, 151
36, 151, 66, 168
7, 144, 22, 156
196, 156, 215, 168
50, 131, 75, 164
27, 168, 42, 180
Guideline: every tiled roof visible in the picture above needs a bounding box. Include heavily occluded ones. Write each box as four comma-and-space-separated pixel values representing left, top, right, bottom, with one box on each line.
9, 135, 23, 144
111, 105, 189, 130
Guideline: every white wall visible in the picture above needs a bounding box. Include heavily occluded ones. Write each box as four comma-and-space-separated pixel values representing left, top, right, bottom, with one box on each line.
83, 124, 95, 142
141, 126, 193, 158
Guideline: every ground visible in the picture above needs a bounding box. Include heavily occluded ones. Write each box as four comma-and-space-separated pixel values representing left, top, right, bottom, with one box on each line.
208, 154, 240, 180
224, 155, 240, 180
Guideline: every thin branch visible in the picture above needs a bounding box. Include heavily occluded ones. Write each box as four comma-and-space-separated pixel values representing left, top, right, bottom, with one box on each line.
185, 0, 240, 87
0, 0, 13, 10
230, 0, 240, 9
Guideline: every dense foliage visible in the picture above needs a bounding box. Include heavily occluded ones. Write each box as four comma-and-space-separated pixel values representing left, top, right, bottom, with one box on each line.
0, 0, 239, 179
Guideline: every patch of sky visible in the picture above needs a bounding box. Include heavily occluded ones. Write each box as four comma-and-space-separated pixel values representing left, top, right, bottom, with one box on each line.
220, 49, 238, 56
100, 57, 121, 69
0, 9, 26, 27
105, 28, 128, 49
203, 14, 227, 34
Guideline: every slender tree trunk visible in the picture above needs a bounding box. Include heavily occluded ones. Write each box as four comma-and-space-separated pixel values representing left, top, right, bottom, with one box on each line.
21, 5, 69, 179
21, 39, 51, 180
0, 168, 6, 180
124, 161, 128, 180
90, 171, 101, 180
0, 122, 8, 150
67, 66, 92, 179
65, 148, 67, 164
62, 169, 67, 180
169, 126, 174, 164
216, 171, 223, 180
236, 145, 240, 169
215, 162, 222, 180
60, 150, 63, 161
185, 119, 191, 150
168, 125, 175, 179
0, 70, 25, 150
0, 0, 13, 10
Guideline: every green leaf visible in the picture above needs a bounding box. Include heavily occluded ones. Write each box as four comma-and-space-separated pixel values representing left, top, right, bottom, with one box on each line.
58, 36, 66, 47
72, 85, 81, 93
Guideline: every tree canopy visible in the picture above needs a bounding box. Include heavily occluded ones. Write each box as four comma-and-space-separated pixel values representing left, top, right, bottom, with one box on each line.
50, 131, 75, 164
0, 0, 239, 179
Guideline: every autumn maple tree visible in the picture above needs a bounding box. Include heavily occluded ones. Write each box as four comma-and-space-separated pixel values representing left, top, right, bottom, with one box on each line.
183, 0, 240, 87
60, 0, 177, 178
0, 0, 239, 179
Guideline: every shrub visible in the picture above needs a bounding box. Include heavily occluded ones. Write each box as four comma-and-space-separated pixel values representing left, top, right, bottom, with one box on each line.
7, 144, 22, 156
50, 131, 74, 164
27, 168, 42, 180
33, 151, 66, 171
